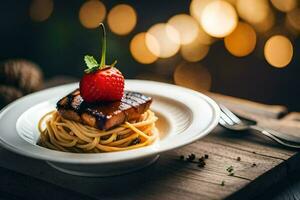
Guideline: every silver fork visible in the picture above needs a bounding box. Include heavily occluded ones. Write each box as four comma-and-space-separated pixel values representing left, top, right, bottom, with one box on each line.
219, 104, 300, 149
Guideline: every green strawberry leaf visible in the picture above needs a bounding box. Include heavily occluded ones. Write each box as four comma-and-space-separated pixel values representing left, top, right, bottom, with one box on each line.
84, 55, 99, 69
84, 55, 100, 73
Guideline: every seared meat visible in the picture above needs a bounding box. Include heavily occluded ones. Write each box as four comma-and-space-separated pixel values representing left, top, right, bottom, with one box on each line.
56, 89, 152, 130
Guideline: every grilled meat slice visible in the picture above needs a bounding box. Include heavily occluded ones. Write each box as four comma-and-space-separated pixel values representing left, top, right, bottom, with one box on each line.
56, 89, 152, 130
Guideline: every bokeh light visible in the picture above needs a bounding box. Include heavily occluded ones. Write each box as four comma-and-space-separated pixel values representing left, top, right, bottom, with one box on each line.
271, 0, 297, 12
224, 22, 257, 57
236, 0, 270, 25
146, 23, 180, 58
174, 62, 212, 91
181, 36, 210, 62
29, 0, 53, 22
225, 0, 237, 6
253, 10, 275, 33
264, 35, 293, 68
196, 26, 215, 45
107, 4, 137, 35
130, 33, 158, 64
168, 14, 199, 45
190, 0, 211, 24
201, 0, 238, 38
184, 4, 215, 45
286, 8, 300, 33
79, 0, 106, 29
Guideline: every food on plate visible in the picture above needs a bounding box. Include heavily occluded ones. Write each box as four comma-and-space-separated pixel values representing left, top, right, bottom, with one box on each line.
57, 89, 152, 130
38, 24, 158, 153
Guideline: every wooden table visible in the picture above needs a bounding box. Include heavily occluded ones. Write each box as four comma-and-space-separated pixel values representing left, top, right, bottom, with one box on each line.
0, 88, 300, 200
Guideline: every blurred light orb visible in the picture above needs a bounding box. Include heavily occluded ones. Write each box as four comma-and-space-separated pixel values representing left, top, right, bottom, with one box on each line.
224, 22, 256, 57
107, 4, 137, 35
237, 0, 270, 25
225, 0, 237, 6
271, 0, 297, 12
254, 11, 275, 33
190, 0, 211, 23
146, 23, 180, 58
201, 0, 238, 38
264, 35, 293, 68
168, 14, 199, 45
195, 26, 215, 45
130, 33, 158, 64
181, 37, 210, 62
79, 0, 106, 29
286, 8, 300, 32
174, 62, 212, 91
29, 0, 53, 22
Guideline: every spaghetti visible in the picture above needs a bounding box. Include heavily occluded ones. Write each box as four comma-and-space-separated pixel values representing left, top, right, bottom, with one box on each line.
38, 110, 158, 153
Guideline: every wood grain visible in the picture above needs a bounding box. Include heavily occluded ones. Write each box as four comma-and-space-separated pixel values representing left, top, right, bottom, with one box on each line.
0, 126, 297, 200
282, 112, 300, 121
0, 165, 92, 200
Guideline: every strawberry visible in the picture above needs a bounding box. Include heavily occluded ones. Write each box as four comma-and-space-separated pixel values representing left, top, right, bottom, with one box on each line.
80, 66, 124, 102
79, 24, 124, 102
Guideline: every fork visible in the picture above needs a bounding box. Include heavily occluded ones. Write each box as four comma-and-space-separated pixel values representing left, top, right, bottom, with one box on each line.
219, 104, 300, 149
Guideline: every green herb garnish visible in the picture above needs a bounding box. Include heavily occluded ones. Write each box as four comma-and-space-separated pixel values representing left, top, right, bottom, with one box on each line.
221, 181, 225, 186
84, 55, 99, 73
226, 166, 234, 173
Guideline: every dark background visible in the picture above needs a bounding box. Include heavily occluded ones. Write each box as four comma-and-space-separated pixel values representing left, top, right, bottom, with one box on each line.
0, 0, 299, 111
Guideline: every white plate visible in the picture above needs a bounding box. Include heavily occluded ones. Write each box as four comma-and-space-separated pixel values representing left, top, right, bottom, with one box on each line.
0, 80, 220, 176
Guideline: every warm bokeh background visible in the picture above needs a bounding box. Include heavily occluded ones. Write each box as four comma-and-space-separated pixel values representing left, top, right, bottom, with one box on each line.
0, 0, 299, 110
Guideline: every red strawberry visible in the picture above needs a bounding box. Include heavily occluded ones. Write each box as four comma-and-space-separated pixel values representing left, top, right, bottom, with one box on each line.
80, 66, 124, 102
79, 23, 124, 102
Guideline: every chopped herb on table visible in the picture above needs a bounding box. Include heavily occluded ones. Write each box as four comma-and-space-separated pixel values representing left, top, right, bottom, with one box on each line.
187, 153, 196, 161
198, 161, 206, 168
226, 166, 235, 176
221, 181, 225, 186
226, 166, 234, 173
178, 153, 208, 168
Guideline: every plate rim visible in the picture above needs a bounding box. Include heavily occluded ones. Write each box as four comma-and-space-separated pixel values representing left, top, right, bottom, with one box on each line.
0, 80, 220, 164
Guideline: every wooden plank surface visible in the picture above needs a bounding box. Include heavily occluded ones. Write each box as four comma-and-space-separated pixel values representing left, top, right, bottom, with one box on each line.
0, 166, 92, 200
0, 125, 297, 200
0, 82, 300, 199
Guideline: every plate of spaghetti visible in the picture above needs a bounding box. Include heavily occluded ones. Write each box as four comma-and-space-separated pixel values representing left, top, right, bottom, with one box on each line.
0, 80, 219, 176
0, 24, 220, 176
37, 89, 159, 153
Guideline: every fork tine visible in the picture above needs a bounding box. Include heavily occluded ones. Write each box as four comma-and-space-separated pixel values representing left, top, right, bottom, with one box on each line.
220, 110, 235, 125
219, 117, 228, 127
219, 104, 242, 124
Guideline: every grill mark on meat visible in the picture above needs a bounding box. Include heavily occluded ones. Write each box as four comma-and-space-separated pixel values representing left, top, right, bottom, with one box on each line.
57, 89, 152, 130
129, 92, 151, 101
121, 98, 139, 108
121, 92, 149, 110
126, 94, 146, 105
